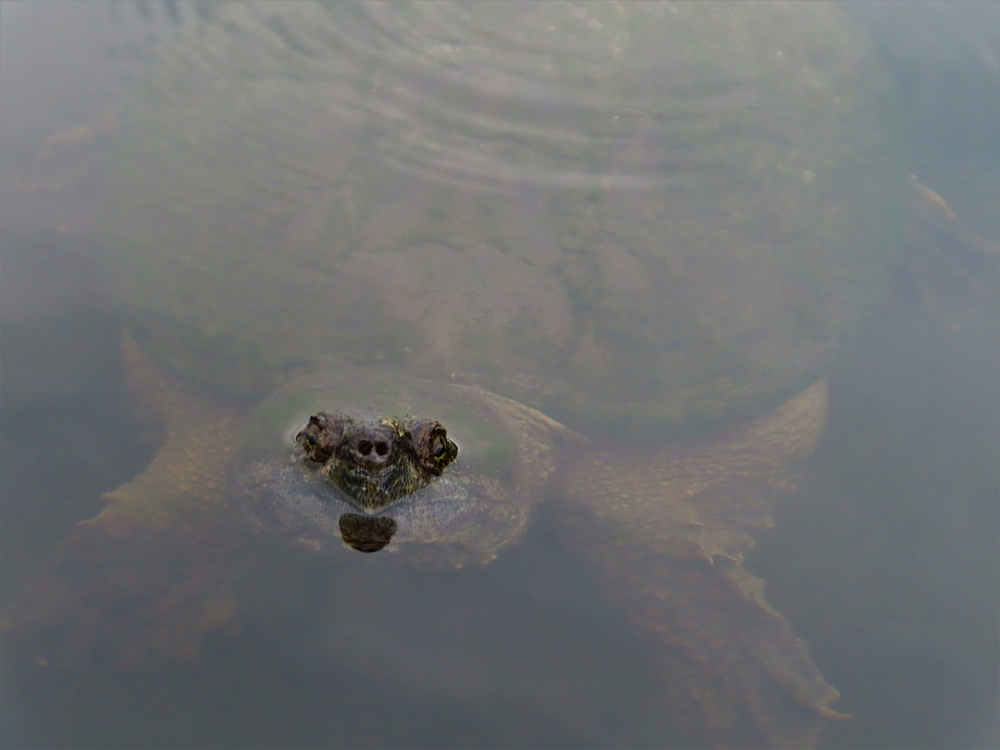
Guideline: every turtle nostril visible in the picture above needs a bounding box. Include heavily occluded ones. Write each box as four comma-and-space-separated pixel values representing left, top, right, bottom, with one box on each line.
375, 441, 389, 456
357, 440, 373, 456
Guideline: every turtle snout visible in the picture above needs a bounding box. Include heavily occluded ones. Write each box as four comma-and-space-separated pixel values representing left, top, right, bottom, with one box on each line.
351, 426, 396, 466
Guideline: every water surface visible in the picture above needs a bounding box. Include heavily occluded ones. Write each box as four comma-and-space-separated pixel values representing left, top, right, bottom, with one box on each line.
1, 3, 996, 748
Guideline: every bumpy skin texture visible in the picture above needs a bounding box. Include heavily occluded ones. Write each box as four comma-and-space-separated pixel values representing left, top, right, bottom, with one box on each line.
1, 334, 246, 668
553, 380, 845, 748
233, 369, 579, 567
5, 7, 996, 747
7, 168, 997, 750
2, 335, 842, 747
295, 412, 458, 512
2, 333, 578, 664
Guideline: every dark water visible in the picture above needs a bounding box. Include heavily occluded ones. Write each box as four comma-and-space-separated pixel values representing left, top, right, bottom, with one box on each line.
1, 3, 997, 748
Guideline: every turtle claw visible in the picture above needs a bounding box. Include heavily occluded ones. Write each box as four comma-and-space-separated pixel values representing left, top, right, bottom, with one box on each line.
608, 554, 847, 749
816, 705, 854, 721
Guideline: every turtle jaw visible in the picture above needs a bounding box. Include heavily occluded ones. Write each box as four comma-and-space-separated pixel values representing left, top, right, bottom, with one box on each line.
327, 457, 425, 515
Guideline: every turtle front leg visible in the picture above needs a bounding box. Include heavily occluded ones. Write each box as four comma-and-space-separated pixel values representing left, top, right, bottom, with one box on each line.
2, 515, 245, 671
554, 380, 847, 748
1, 333, 247, 669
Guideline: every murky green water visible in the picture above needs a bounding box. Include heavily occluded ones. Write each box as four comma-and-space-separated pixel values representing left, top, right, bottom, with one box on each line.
2, 3, 996, 748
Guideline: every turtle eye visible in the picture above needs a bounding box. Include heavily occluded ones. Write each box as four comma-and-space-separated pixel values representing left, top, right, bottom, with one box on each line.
410, 421, 456, 475
305, 434, 317, 447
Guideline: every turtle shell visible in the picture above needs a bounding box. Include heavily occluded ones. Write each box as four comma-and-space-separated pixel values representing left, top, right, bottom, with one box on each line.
94, 1, 907, 437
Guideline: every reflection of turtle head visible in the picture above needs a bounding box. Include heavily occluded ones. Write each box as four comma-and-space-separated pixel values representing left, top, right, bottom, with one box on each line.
296, 412, 458, 514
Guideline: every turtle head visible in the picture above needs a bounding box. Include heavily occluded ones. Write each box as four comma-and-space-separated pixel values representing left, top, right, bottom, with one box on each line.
296, 413, 457, 514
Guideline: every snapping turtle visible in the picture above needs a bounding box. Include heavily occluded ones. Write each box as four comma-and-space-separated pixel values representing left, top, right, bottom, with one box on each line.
9, 3, 995, 748
235, 365, 574, 564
